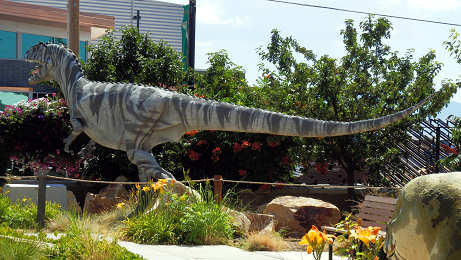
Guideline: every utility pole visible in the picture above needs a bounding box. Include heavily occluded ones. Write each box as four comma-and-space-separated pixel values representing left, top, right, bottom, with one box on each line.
67, 0, 80, 57
187, 0, 196, 69
133, 10, 141, 30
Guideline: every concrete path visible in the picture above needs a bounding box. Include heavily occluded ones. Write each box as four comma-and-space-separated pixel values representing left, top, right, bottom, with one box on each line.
118, 241, 346, 260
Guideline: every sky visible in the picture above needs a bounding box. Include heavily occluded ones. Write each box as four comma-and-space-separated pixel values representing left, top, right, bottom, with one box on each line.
164, 0, 461, 109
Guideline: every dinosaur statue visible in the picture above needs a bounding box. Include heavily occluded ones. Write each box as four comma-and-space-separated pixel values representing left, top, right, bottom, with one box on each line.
25, 43, 431, 182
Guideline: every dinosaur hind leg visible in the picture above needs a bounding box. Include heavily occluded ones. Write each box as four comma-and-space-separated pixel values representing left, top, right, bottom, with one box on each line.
127, 150, 175, 182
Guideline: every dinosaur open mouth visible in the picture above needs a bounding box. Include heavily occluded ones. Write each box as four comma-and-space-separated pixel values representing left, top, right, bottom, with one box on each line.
26, 60, 43, 84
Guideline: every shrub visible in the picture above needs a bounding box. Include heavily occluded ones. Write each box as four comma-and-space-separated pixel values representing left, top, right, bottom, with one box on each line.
439, 116, 461, 171
121, 180, 234, 245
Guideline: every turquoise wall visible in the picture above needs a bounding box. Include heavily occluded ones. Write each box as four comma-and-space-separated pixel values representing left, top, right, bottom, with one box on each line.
0, 30, 17, 59
0, 30, 87, 61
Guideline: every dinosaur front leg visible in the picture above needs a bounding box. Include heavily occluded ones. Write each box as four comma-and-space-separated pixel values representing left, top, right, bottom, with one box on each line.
64, 118, 84, 153
127, 150, 175, 181
127, 149, 200, 199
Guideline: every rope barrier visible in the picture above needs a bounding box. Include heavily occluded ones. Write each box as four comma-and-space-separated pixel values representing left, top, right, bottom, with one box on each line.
0, 174, 400, 189
219, 179, 401, 189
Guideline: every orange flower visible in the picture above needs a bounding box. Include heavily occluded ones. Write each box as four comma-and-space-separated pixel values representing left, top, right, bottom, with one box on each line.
299, 225, 335, 255
185, 130, 199, 136
350, 226, 381, 247
241, 140, 251, 148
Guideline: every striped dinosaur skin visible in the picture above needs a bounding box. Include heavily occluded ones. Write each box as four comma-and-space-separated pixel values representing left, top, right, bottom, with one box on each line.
25, 43, 430, 181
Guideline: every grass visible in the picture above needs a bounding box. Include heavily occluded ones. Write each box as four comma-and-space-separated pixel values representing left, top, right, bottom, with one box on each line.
242, 231, 289, 251
120, 181, 235, 245
0, 236, 48, 260
0, 192, 61, 229
47, 215, 143, 260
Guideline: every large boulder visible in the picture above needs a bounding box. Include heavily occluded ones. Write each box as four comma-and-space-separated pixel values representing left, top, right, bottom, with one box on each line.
83, 176, 129, 214
384, 172, 461, 260
264, 196, 340, 235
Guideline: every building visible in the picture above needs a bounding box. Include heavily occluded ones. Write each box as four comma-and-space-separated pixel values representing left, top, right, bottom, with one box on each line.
1, 0, 192, 107
0, 0, 114, 105
10, 0, 190, 57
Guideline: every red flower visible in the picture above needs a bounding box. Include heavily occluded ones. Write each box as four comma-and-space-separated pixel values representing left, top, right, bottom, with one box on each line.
281, 156, 291, 165
251, 142, 262, 151
196, 139, 208, 146
314, 162, 329, 174
212, 147, 221, 162
233, 142, 243, 153
187, 150, 201, 161
267, 140, 280, 147
258, 184, 271, 192
241, 140, 251, 148
185, 130, 199, 136
238, 169, 247, 176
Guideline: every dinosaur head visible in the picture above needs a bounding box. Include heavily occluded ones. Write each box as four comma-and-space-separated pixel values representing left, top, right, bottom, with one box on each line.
25, 42, 59, 84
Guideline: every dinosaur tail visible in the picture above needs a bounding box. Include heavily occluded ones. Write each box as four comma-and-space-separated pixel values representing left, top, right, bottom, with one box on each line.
178, 94, 432, 138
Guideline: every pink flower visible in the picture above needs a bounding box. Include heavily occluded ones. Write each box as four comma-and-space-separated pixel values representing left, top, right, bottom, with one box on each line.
52, 93, 56, 97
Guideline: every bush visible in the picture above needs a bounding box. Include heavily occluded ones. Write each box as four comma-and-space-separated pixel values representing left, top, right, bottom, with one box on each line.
439, 116, 461, 171
121, 180, 234, 245
0, 96, 84, 178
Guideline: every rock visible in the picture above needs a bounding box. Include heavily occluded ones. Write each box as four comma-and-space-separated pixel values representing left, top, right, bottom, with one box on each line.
384, 172, 461, 260
227, 209, 251, 234
99, 176, 130, 200
264, 196, 340, 235
244, 212, 275, 233
66, 190, 81, 214
83, 176, 129, 214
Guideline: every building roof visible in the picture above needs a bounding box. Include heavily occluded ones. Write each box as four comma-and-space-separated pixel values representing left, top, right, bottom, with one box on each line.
0, 0, 114, 38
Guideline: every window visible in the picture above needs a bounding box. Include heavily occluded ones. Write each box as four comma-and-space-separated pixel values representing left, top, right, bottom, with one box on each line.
21, 33, 52, 59
0, 30, 17, 59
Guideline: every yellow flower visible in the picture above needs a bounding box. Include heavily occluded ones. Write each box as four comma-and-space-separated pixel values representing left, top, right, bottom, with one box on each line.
142, 186, 150, 192
307, 245, 313, 254
179, 194, 188, 201
135, 184, 141, 190
22, 197, 28, 202
116, 202, 125, 208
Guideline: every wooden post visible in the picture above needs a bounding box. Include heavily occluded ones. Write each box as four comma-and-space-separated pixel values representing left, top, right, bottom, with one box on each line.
36, 169, 47, 229
213, 175, 222, 203
67, 0, 80, 57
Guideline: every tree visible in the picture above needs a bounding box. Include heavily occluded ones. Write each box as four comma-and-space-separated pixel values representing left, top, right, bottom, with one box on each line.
256, 16, 459, 188
83, 26, 185, 87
